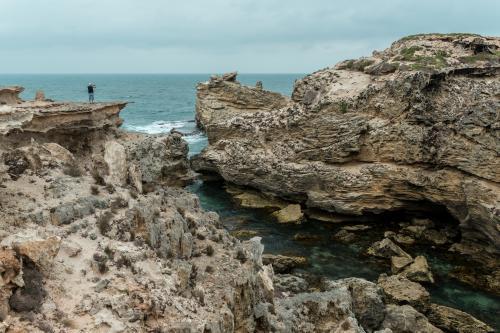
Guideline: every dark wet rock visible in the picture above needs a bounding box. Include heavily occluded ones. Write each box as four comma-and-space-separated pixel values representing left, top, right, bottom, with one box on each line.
333, 229, 356, 243
427, 303, 494, 333
293, 232, 321, 242
342, 225, 372, 232
422, 229, 448, 245
367, 238, 412, 260
262, 254, 307, 274
9, 259, 46, 313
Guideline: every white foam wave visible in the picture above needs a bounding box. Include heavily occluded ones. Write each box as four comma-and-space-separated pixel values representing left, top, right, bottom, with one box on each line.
124, 120, 187, 134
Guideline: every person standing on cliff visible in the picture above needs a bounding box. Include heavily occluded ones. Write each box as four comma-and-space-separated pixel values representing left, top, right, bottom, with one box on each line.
87, 83, 96, 103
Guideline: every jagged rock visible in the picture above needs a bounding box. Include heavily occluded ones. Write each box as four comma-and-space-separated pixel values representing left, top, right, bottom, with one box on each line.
364, 61, 398, 75
272, 204, 304, 224
427, 303, 494, 333
127, 163, 142, 193
367, 238, 412, 260
192, 34, 500, 263
273, 274, 308, 294
125, 134, 194, 187
104, 140, 128, 186
0, 86, 23, 105
262, 254, 307, 274
334, 278, 386, 332
400, 256, 434, 283
422, 229, 448, 245
1, 230, 61, 273
382, 304, 443, 333
392, 234, 415, 246
233, 191, 286, 210
378, 274, 430, 311
391, 256, 413, 274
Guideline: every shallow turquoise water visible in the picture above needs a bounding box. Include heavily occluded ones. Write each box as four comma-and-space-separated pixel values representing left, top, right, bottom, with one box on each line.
2, 74, 498, 329
190, 180, 500, 329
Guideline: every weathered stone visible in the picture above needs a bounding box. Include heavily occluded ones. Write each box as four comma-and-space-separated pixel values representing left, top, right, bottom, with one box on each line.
262, 254, 307, 274
378, 274, 430, 311
401, 256, 434, 283
104, 141, 128, 186
272, 204, 303, 224
1, 231, 61, 273
193, 34, 500, 262
391, 256, 413, 274
367, 238, 412, 260
333, 229, 356, 243
382, 304, 443, 333
233, 192, 286, 210
427, 303, 494, 333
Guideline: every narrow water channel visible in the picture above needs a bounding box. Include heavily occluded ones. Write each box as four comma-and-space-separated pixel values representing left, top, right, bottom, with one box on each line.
188, 179, 500, 329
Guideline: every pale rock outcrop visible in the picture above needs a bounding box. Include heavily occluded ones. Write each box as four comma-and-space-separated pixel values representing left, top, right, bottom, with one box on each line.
381, 304, 443, 333
367, 238, 412, 260
400, 256, 434, 283
0, 230, 61, 273
193, 34, 500, 264
0, 87, 23, 105
272, 204, 304, 224
195, 72, 290, 130
377, 274, 430, 311
104, 141, 128, 186
427, 303, 494, 333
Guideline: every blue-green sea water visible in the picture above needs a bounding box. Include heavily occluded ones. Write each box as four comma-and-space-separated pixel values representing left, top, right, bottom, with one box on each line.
1, 74, 499, 329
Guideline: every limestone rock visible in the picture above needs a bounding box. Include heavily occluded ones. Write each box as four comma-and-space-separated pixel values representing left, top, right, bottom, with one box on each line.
391, 256, 413, 274
377, 274, 430, 311
104, 141, 128, 186
0, 86, 23, 105
367, 238, 412, 260
233, 192, 286, 210
272, 204, 304, 224
401, 256, 434, 283
427, 303, 494, 333
382, 304, 443, 333
1, 231, 61, 273
192, 34, 500, 261
262, 254, 307, 274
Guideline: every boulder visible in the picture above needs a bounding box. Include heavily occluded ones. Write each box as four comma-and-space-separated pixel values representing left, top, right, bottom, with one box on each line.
262, 254, 307, 274
382, 304, 443, 333
391, 256, 413, 274
104, 140, 128, 186
1, 231, 61, 273
427, 303, 494, 333
272, 204, 304, 224
367, 238, 412, 260
233, 192, 286, 210
333, 230, 356, 243
401, 256, 434, 283
377, 274, 430, 311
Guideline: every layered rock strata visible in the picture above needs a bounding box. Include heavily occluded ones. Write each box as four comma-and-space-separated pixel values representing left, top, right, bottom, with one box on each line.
193, 34, 500, 264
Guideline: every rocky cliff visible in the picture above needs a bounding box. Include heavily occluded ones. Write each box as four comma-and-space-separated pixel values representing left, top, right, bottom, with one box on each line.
1, 88, 476, 332
194, 35, 500, 269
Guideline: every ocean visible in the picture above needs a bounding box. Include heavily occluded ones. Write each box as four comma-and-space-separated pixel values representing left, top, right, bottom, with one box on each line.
2, 74, 499, 328
1, 74, 302, 155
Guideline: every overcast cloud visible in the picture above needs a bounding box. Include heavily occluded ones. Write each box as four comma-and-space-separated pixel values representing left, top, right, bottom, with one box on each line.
1, 0, 499, 73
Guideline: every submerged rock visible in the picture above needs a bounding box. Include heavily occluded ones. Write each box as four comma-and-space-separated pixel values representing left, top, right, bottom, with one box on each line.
262, 254, 307, 274
272, 204, 304, 224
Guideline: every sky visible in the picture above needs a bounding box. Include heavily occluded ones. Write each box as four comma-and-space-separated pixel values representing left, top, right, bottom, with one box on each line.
1, 0, 499, 74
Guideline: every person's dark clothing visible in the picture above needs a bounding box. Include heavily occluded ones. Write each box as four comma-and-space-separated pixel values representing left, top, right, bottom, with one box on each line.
88, 85, 94, 93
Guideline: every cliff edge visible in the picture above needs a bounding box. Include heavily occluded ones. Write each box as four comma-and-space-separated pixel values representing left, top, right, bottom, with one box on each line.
194, 34, 500, 272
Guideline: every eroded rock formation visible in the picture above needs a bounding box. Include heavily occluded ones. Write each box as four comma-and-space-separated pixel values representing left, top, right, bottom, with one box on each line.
193, 34, 500, 268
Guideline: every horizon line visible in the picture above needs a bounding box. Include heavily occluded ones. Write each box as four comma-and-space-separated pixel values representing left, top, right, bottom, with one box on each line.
1, 72, 307, 75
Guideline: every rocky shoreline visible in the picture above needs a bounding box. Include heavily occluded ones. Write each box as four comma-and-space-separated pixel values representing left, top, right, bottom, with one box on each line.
0, 34, 497, 332
193, 34, 500, 299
